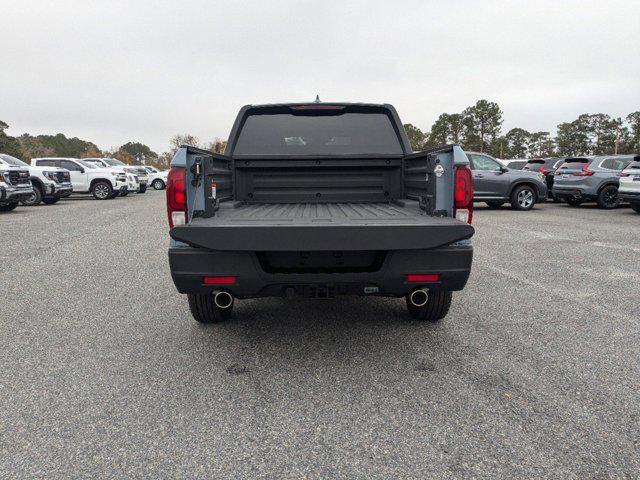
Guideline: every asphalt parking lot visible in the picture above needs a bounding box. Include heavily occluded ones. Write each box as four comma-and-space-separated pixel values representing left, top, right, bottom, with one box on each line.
1, 193, 639, 478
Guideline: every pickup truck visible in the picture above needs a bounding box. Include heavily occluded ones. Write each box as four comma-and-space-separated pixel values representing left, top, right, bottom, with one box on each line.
167, 102, 475, 323
84, 158, 149, 193
0, 153, 72, 205
32, 158, 128, 199
0, 162, 33, 212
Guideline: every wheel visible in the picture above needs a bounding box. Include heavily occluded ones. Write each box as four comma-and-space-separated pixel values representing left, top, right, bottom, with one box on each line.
61, 191, 72, 198
405, 290, 452, 322
120, 191, 129, 197
20, 185, 42, 206
631, 203, 640, 214
110, 191, 120, 199
138, 184, 147, 194
187, 293, 233, 323
0, 202, 18, 212
91, 181, 113, 200
486, 201, 505, 208
597, 185, 620, 209
42, 197, 60, 205
152, 179, 165, 190
565, 198, 582, 207
510, 185, 537, 210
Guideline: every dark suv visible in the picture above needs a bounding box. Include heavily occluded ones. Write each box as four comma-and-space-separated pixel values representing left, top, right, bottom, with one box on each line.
466, 152, 547, 210
523, 157, 565, 200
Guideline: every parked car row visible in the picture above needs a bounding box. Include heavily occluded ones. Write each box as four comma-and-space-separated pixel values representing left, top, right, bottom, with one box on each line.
481, 153, 640, 213
0, 153, 168, 212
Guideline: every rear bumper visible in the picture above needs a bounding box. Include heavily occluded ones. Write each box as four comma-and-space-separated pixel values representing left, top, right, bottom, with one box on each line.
552, 187, 597, 202
168, 244, 473, 298
619, 190, 640, 202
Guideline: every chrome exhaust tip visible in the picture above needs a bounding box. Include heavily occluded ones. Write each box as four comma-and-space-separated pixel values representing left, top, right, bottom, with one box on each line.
213, 291, 234, 309
409, 289, 429, 307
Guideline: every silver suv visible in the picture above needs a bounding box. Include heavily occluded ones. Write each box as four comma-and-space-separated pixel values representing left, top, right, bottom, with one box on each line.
552, 155, 634, 208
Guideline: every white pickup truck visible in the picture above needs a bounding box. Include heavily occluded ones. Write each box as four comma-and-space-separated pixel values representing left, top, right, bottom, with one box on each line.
84, 158, 149, 193
32, 157, 128, 199
0, 153, 72, 205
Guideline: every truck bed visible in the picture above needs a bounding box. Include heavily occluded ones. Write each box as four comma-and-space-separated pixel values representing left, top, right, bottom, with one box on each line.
170, 200, 474, 251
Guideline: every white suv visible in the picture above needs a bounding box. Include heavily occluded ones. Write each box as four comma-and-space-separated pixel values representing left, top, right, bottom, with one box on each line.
0, 153, 72, 206
144, 166, 168, 190
32, 158, 128, 200
619, 155, 640, 214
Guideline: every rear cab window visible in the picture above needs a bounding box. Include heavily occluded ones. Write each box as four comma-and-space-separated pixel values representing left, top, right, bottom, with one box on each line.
36, 159, 58, 167
232, 106, 404, 156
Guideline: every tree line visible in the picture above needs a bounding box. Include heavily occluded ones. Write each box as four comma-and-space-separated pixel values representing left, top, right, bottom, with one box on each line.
2, 101, 638, 167
404, 100, 639, 158
0, 120, 227, 169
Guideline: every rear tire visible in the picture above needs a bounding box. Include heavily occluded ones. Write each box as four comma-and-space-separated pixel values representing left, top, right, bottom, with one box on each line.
0, 202, 18, 212
138, 184, 147, 194
565, 198, 582, 207
42, 196, 60, 205
405, 290, 452, 322
486, 201, 505, 208
92, 181, 113, 200
188, 293, 234, 323
631, 203, 640, 214
21, 185, 42, 206
152, 179, 165, 190
597, 185, 620, 209
120, 191, 129, 197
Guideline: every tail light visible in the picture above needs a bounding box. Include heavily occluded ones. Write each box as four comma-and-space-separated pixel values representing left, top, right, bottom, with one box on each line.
454, 165, 473, 224
619, 171, 630, 177
166, 167, 186, 228
574, 162, 594, 176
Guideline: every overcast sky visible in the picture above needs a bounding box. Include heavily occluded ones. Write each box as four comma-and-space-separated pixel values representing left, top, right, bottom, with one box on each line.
2, 0, 639, 153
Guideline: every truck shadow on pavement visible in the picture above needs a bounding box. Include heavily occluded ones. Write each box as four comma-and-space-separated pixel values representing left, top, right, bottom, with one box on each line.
191, 296, 450, 370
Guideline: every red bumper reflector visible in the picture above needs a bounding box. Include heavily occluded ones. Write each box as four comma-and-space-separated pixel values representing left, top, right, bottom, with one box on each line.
406, 274, 440, 283
204, 276, 237, 285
